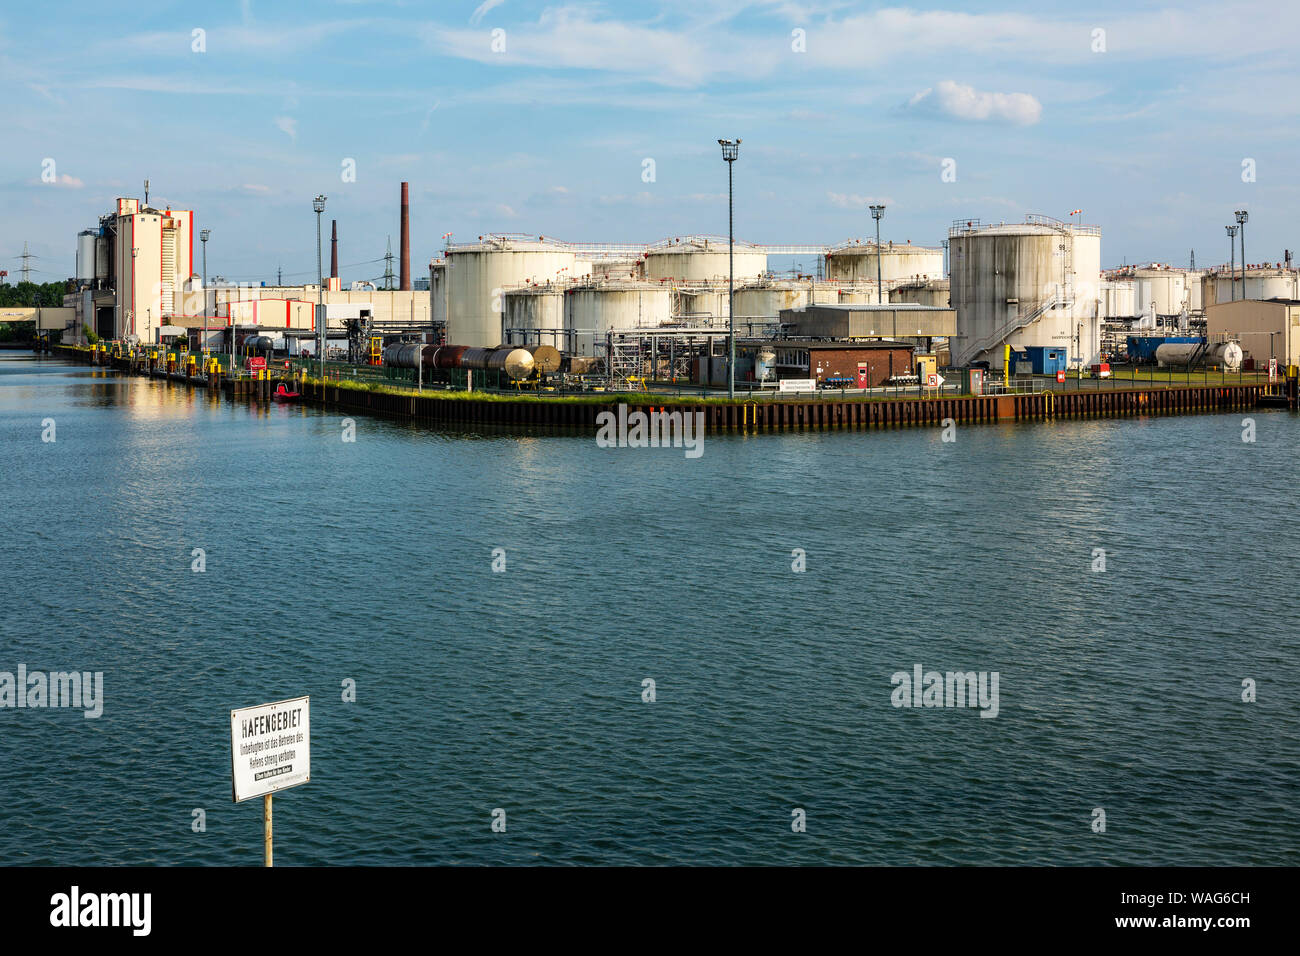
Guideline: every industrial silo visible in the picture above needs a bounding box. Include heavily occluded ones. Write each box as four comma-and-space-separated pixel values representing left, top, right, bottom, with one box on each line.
443, 237, 590, 347
564, 281, 672, 356
643, 237, 767, 282
76, 230, 97, 285
504, 286, 567, 350
824, 240, 944, 283
948, 216, 1102, 368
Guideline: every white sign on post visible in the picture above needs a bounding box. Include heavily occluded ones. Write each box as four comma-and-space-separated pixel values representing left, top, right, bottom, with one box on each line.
779, 378, 818, 393
230, 696, 311, 803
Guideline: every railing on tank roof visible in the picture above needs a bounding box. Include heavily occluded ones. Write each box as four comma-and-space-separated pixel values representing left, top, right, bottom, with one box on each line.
949, 216, 1100, 237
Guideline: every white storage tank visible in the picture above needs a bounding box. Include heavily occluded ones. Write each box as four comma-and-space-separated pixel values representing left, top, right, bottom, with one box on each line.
1156, 341, 1242, 370
1100, 279, 1137, 319
444, 237, 590, 347
1131, 266, 1189, 317
948, 216, 1102, 368
564, 282, 672, 355
824, 240, 944, 283
675, 287, 729, 324
733, 282, 812, 325
76, 230, 97, 284
1204, 268, 1300, 308
589, 258, 642, 279
504, 286, 567, 350
837, 285, 882, 305
643, 237, 766, 282
889, 279, 950, 308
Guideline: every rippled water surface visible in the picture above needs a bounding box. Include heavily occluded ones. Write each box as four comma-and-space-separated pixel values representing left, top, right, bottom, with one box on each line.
1, 353, 1297, 865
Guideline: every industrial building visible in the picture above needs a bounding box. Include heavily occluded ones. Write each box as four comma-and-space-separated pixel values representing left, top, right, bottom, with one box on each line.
1206, 299, 1300, 369
64, 183, 430, 354
948, 216, 1102, 370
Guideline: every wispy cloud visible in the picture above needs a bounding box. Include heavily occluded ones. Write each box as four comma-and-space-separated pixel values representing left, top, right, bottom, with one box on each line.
469, 0, 505, 27
907, 81, 1042, 125
275, 116, 298, 140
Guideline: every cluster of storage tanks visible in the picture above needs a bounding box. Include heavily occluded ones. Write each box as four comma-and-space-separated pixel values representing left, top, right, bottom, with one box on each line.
1100, 264, 1204, 326
430, 234, 950, 353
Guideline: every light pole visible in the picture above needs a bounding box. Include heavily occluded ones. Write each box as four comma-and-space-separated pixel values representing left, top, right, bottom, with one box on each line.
313, 195, 327, 380
1226, 225, 1238, 302
200, 229, 211, 361
719, 138, 740, 399
1235, 209, 1248, 301
869, 205, 885, 303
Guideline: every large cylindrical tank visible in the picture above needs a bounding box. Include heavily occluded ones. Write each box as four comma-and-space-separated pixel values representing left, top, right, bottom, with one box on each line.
1100, 279, 1137, 319
523, 344, 562, 374
240, 334, 276, 351
1204, 268, 1300, 308
1132, 267, 1188, 317
383, 342, 432, 368
889, 279, 950, 307
504, 287, 567, 350
675, 288, 728, 324
1156, 341, 1242, 369
76, 230, 97, 284
824, 241, 944, 283
948, 219, 1102, 367
643, 238, 766, 281
430, 344, 469, 369
754, 348, 776, 381
733, 283, 812, 324
444, 239, 590, 348
458, 346, 535, 380
589, 258, 642, 279
565, 283, 673, 355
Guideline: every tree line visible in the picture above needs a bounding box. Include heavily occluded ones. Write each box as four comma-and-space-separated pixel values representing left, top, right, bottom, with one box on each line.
0, 281, 70, 308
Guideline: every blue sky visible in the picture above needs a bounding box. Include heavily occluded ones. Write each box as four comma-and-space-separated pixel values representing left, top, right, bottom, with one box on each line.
2, 0, 1293, 283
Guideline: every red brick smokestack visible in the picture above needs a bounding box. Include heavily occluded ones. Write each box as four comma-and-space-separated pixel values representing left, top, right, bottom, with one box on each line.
330, 220, 338, 279
399, 181, 410, 291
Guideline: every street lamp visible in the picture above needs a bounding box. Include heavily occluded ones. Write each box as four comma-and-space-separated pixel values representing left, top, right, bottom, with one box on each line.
313, 195, 327, 380
719, 139, 740, 399
1226, 225, 1238, 302
200, 229, 211, 361
869, 204, 886, 303
1235, 210, 1249, 301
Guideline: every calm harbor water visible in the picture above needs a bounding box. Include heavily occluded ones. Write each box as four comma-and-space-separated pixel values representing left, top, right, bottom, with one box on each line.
1, 352, 1297, 866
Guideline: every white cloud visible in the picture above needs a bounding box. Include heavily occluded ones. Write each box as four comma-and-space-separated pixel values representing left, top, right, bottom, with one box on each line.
908, 81, 1042, 125
58, 174, 85, 188
275, 116, 298, 140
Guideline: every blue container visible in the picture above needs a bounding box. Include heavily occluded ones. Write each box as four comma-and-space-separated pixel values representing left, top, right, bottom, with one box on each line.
1021, 346, 1068, 374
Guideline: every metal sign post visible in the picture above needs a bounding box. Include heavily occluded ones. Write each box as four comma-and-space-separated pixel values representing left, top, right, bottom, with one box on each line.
230, 696, 310, 867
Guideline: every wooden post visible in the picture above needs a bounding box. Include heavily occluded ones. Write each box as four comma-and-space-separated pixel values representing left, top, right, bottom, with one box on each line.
264, 793, 273, 867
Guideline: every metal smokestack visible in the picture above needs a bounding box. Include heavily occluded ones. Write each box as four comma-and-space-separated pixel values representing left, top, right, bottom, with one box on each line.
399, 181, 410, 291
330, 220, 338, 280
